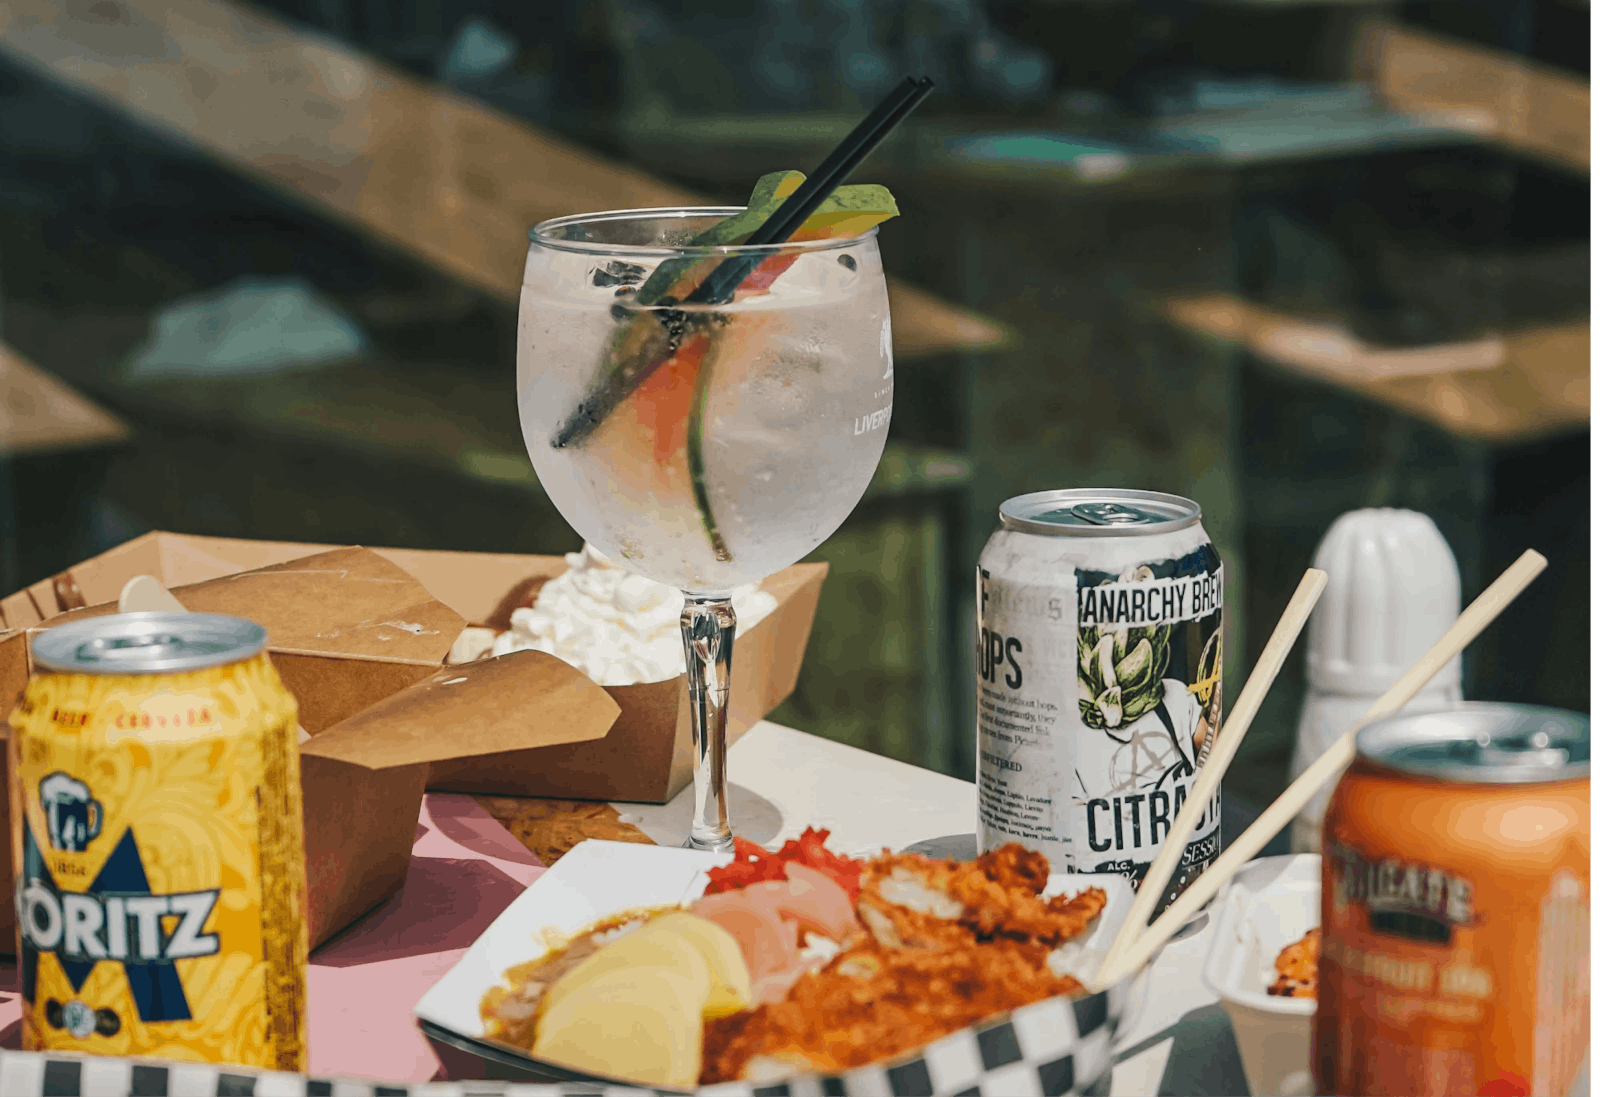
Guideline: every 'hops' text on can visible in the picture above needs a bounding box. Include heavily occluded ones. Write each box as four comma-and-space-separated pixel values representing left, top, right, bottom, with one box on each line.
8, 612, 308, 1070
976, 489, 1225, 915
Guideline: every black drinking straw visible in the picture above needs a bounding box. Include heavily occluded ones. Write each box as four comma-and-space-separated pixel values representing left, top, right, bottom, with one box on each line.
683, 76, 935, 306
551, 76, 934, 449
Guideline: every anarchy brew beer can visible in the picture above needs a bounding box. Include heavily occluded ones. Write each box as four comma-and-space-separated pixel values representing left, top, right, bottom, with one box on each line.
1318, 704, 1589, 1097
976, 489, 1225, 914
8, 612, 308, 1070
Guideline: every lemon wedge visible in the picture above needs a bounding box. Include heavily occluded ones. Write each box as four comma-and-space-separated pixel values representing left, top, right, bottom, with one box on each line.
534, 966, 705, 1089
649, 912, 752, 1018
541, 918, 713, 1019
532, 912, 757, 1087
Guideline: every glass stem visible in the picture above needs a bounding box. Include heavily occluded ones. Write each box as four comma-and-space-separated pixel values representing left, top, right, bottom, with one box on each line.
681, 594, 736, 852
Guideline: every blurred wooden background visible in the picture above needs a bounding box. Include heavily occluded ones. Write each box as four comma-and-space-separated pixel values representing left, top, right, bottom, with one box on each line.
0, 0, 1586, 810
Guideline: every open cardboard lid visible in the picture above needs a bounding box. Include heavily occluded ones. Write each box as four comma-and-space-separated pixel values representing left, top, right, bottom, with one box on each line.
172, 545, 466, 664
31, 545, 463, 666
304, 649, 621, 771
6, 544, 623, 763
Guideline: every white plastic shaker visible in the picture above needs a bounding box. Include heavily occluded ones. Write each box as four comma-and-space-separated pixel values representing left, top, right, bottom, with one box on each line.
1289, 508, 1463, 853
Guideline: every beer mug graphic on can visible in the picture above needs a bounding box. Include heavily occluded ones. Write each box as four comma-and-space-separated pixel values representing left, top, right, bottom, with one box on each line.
39, 773, 102, 854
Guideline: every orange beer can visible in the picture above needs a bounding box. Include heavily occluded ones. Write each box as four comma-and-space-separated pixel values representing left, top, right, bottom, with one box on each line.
1317, 704, 1589, 1097
8, 612, 308, 1070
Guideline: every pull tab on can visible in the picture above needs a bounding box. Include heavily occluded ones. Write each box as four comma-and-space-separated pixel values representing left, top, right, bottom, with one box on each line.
76, 633, 189, 663
1070, 502, 1156, 526
998, 488, 1201, 537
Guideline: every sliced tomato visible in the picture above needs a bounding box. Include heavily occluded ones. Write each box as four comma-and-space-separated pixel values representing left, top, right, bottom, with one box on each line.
703, 827, 864, 904
775, 827, 865, 902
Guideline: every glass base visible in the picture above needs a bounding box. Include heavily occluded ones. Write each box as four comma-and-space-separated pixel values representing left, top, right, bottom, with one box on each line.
683, 832, 735, 854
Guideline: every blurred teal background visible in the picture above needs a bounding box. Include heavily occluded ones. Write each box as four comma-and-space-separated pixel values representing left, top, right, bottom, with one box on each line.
0, 0, 1587, 818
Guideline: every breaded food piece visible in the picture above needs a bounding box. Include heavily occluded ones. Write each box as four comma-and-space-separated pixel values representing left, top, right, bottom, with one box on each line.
702, 845, 1110, 1085
1267, 927, 1319, 998
701, 938, 1085, 1083
856, 846, 1106, 950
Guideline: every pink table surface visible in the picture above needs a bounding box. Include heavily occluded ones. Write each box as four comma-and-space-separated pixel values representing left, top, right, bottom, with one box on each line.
0, 793, 548, 1084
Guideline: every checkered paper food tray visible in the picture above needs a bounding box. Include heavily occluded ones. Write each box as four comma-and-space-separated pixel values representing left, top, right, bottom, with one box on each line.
0, 841, 1142, 1097
412, 840, 1145, 1096
0, 982, 1130, 1097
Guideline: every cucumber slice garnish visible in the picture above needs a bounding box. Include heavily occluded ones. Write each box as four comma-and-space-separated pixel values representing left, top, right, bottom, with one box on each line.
687, 324, 732, 563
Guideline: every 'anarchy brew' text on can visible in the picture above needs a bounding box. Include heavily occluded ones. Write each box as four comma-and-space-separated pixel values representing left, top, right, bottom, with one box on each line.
8, 613, 308, 1070
976, 489, 1224, 913
1317, 704, 1589, 1097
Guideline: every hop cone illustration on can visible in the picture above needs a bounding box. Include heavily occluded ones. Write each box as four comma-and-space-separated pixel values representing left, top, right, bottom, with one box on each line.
1078, 566, 1173, 731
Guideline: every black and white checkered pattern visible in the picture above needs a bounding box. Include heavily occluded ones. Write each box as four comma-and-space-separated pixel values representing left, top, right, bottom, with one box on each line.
0, 984, 1126, 1097
831, 980, 1131, 1097
0, 1053, 625, 1096
0, 1053, 665, 1096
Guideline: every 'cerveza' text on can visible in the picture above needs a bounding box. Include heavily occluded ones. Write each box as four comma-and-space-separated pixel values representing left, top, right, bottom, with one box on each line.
8, 612, 308, 1070
976, 489, 1225, 914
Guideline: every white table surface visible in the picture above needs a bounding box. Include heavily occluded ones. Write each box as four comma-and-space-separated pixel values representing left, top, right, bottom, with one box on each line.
612, 720, 1233, 1097
614, 720, 980, 858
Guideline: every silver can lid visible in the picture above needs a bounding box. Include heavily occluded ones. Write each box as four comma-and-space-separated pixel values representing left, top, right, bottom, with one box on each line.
32, 612, 267, 674
999, 489, 1202, 537
1356, 703, 1589, 785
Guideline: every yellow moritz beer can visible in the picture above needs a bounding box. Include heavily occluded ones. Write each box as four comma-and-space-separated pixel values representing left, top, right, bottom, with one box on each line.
8, 612, 308, 1070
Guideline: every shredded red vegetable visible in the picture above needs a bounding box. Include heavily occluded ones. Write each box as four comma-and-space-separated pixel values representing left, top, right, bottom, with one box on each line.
703, 827, 864, 901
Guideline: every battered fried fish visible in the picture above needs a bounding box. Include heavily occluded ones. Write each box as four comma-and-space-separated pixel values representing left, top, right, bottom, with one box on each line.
701, 938, 1086, 1083
702, 844, 1109, 1084
1268, 927, 1319, 998
856, 846, 1106, 950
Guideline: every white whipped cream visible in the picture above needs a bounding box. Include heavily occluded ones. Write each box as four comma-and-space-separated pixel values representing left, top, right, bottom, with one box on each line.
458, 544, 777, 686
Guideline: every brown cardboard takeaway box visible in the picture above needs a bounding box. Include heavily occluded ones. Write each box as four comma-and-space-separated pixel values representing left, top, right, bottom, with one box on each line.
0, 532, 826, 951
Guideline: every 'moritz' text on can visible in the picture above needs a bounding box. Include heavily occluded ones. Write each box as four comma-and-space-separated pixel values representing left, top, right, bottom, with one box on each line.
8, 612, 308, 1070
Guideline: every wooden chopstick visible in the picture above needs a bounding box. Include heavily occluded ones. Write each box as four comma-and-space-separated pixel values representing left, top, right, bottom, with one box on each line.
1092, 567, 1328, 987
1092, 548, 1549, 990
